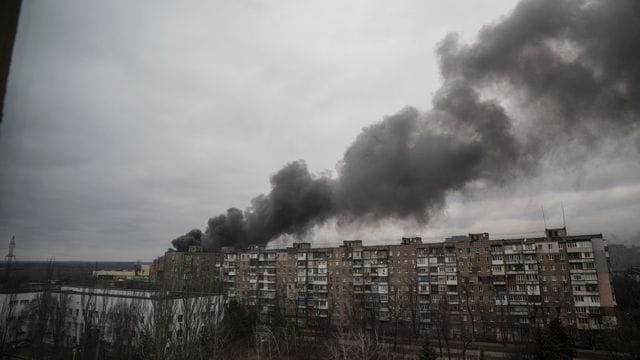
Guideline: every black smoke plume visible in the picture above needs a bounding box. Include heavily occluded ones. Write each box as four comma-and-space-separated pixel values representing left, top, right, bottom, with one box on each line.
172, 0, 640, 251
171, 229, 203, 252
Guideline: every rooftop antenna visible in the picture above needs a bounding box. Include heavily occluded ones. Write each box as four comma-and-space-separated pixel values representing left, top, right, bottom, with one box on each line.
541, 206, 548, 228
561, 202, 566, 229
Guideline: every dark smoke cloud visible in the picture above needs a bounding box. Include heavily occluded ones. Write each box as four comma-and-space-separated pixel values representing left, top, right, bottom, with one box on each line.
335, 82, 534, 223
172, 0, 640, 251
335, 105, 483, 221
199, 162, 334, 250
171, 229, 203, 252
438, 0, 640, 138
204, 208, 246, 250
245, 161, 334, 244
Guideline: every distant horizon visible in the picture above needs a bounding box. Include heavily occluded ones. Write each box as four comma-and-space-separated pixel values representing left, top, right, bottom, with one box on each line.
2, 225, 639, 263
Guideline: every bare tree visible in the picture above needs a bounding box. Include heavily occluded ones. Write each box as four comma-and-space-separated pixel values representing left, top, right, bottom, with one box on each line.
50, 292, 71, 360
459, 320, 474, 360
458, 278, 477, 360
24, 261, 57, 359
107, 297, 143, 359
0, 293, 20, 356
325, 328, 390, 360
77, 288, 97, 358
495, 290, 511, 345
459, 280, 476, 342
387, 286, 402, 351
404, 278, 420, 337
24, 289, 71, 359
433, 298, 452, 360
176, 292, 206, 358
77, 287, 110, 360
140, 289, 177, 360
198, 294, 228, 360
478, 302, 492, 341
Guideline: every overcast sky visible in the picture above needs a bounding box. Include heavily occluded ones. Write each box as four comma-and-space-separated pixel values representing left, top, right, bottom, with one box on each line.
1, 0, 639, 261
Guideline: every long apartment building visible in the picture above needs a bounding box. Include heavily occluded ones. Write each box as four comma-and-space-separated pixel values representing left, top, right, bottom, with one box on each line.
159, 227, 616, 339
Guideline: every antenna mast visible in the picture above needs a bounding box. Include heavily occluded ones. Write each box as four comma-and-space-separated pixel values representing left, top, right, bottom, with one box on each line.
4, 235, 16, 282
561, 202, 566, 229
6, 235, 15, 261
541, 206, 548, 228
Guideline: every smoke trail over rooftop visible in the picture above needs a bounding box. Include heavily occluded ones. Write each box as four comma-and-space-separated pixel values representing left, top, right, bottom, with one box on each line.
172, 0, 640, 251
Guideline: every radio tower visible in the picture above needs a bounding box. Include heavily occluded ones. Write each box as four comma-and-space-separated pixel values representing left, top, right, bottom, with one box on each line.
6, 236, 16, 262
4, 236, 16, 282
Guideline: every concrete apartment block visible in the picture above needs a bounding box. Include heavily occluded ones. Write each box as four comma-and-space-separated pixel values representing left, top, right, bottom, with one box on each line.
159, 227, 616, 339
